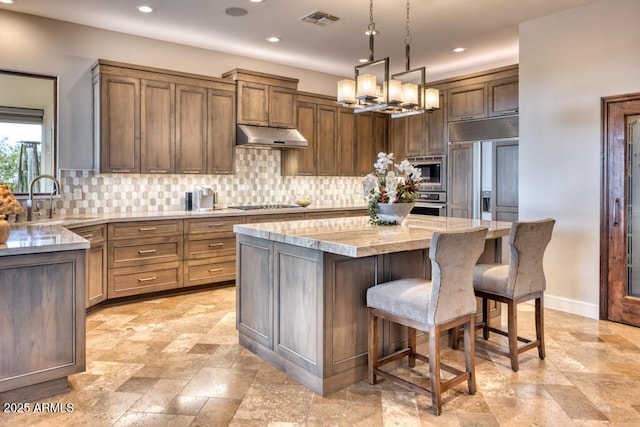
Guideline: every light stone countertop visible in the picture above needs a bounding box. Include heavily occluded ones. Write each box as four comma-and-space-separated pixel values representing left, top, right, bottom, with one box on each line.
233, 215, 512, 258
0, 203, 368, 257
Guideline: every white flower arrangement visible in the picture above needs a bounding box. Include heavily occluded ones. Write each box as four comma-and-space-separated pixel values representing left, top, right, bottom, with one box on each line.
362, 152, 423, 224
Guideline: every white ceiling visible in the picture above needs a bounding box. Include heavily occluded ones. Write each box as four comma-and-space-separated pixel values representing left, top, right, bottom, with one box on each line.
0, 0, 599, 80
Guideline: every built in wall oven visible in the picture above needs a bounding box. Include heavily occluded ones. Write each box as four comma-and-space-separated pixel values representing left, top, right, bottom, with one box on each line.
409, 155, 446, 192
412, 191, 447, 217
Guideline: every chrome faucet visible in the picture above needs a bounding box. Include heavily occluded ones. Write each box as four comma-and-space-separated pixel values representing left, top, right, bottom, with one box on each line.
27, 174, 62, 221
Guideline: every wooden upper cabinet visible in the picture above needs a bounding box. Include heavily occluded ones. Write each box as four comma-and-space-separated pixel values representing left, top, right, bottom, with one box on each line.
488, 77, 519, 117
316, 104, 338, 175
404, 113, 426, 157
99, 74, 140, 173
337, 108, 356, 176
141, 79, 175, 174
447, 83, 487, 121
176, 84, 207, 174
373, 112, 388, 158
207, 89, 236, 174
426, 90, 447, 155
269, 86, 297, 128
282, 101, 315, 176
355, 113, 374, 176
389, 116, 407, 161
237, 81, 269, 126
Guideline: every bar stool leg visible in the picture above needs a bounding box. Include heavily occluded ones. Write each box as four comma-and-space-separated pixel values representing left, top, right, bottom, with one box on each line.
368, 309, 379, 385
482, 297, 490, 340
507, 300, 519, 372
428, 326, 442, 416
408, 327, 417, 368
536, 295, 545, 359
464, 317, 476, 394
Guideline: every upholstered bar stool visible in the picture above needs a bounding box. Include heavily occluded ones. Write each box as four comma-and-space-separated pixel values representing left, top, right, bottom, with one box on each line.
473, 218, 555, 372
367, 227, 488, 416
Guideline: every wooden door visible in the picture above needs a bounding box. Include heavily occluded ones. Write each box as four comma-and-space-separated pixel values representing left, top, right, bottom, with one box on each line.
141, 80, 175, 174
355, 113, 373, 175
269, 86, 297, 128
448, 142, 473, 218
237, 81, 268, 126
86, 242, 107, 308
207, 89, 236, 174
448, 83, 487, 121
602, 94, 640, 326
282, 101, 315, 176
493, 140, 519, 221
337, 108, 356, 176
100, 74, 140, 173
405, 113, 426, 157
427, 90, 447, 155
389, 116, 407, 161
316, 105, 337, 175
488, 77, 519, 117
176, 84, 207, 174
372, 113, 387, 160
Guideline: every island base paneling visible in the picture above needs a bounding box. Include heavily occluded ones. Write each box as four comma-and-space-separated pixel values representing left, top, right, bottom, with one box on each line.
236, 235, 502, 396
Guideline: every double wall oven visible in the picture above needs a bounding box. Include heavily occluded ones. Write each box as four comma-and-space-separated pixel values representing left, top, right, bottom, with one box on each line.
409, 155, 447, 217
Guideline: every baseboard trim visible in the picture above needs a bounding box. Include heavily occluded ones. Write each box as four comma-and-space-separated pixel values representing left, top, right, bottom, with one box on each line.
525, 294, 599, 319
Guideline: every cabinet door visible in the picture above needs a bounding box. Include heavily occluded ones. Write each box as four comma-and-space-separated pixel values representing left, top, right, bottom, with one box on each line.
282, 101, 316, 175
426, 90, 447, 155
448, 142, 473, 218
488, 77, 519, 117
208, 89, 236, 174
493, 140, 519, 221
141, 79, 175, 174
355, 113, 373, 176
237, 81, 269, 126
176, 84, 207, 174
448, 83, 487, 121
316, 104, 338, 175
337, 108, 356, 176
405, 113, 426, 157
373, 112, 387, 157
389, 116, 407, 161
87, 242, 107, 308
269, 86, 297, 128
100, 74, 140, 173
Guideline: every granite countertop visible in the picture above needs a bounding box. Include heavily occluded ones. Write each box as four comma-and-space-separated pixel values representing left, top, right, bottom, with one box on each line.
0, 203, 368, 257
233, 215, 512, 258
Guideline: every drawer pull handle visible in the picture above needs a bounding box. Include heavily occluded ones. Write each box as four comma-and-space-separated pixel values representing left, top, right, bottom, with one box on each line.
138, 276, 157, 282
138, 227, 157, 231
208, 267, 224, 273
208, 243, 224, 247
138, 249, 157, 254
81, 233, 93, 238
208, 223, 225, 227
183, 170, 200, 174
148, 170, 167, 173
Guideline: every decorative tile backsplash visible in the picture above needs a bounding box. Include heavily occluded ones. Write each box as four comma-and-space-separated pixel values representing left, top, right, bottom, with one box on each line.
56, 148, 364, 215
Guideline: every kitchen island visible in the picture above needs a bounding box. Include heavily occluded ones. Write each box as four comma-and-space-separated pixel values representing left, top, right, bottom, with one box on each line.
0, 224, 88, 402
233, 215, 511, 395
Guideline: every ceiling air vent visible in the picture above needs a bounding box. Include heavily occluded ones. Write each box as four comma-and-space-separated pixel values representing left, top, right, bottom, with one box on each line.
300, 10, 340, 26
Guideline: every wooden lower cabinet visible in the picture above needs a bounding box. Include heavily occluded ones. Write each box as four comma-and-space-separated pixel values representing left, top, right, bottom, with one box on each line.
108, 261, 182, 298
69, 224, 108, 308
0, 250, 86, 401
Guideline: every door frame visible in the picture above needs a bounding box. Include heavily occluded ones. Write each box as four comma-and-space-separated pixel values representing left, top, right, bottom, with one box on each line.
600, 92, 640, 321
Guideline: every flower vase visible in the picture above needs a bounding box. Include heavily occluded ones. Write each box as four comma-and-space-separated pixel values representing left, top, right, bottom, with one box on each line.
375, 202, 415, 225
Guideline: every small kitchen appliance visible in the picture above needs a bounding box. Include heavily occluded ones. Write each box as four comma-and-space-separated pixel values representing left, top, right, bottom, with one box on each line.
194, 185, 217, 211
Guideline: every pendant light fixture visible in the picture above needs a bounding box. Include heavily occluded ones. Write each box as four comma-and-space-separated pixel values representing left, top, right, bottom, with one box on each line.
337, 0, 440, 116
337, 0, 390, 112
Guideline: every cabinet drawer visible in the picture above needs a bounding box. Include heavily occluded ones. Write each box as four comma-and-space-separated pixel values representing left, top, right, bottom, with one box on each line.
108, 220, 183, 240
185, 236, 236, 259
246, 213, 306, 223
185, 217, 239, 235
108, 261, 182, 298
70, 224, 106, 244
184, 259, 235, 287
108, 236, 182, 268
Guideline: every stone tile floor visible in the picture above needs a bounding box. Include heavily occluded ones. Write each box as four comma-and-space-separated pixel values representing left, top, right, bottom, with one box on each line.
3, 285, 640, 426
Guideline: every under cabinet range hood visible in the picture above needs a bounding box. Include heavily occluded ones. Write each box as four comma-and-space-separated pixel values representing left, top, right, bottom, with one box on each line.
236, 124, 307, 148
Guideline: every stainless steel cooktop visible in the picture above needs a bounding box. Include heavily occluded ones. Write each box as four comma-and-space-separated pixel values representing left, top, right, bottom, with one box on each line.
227, 204, 299, 210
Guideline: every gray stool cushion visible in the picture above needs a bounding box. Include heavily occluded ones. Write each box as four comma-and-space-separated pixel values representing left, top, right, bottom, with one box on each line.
473, 263, 509, 296
367, 278, 432, 325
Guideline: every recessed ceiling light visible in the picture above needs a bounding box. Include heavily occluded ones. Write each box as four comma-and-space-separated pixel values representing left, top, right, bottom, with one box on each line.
250, 0, 264, 3
453, 47, 466, 53
225, 7, 248, 16
358, 58, 369, 63
137, 5, 155, 13
266, 36, 282, 43
0, 0, 16, 4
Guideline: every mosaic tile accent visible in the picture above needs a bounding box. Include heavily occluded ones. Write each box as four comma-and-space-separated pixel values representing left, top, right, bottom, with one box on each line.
56, 148, 364, 216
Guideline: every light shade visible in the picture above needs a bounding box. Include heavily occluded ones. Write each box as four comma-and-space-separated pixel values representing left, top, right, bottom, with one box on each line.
356, 73, 378, 99
424, 88, 440, 110
387, 79, 403, 104
337, 79, 356, 104
401, 82, 419, 107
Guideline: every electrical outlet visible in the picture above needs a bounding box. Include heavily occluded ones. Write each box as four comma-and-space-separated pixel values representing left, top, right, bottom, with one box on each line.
73, 189, 83, 200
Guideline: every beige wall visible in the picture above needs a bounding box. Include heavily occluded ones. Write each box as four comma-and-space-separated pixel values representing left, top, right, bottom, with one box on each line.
519, 0, 640, 318
0, 10, 343, 170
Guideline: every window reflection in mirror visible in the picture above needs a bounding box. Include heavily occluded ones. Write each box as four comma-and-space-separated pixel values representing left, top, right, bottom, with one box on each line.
0, 70, 57, 195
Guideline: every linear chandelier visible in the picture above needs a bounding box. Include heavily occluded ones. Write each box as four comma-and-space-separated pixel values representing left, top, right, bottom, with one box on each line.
337, 0, 440, 117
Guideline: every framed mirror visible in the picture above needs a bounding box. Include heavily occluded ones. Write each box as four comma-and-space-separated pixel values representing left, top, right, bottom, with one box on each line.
0, 70, 57, 195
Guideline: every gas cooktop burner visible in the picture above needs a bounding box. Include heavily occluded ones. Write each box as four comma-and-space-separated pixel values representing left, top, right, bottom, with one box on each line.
228, 204, 299, 210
